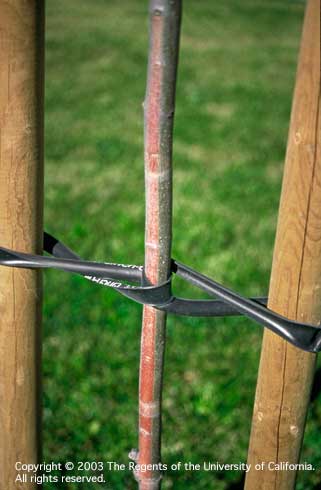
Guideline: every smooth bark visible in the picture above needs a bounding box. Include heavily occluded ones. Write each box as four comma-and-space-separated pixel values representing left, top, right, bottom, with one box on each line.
136, 1, 182, 489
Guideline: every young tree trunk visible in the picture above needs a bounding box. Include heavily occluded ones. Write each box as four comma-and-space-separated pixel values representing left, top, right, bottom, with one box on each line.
0, 2, 44, 489
245, 1, 320, 488
136, 1, 182, 489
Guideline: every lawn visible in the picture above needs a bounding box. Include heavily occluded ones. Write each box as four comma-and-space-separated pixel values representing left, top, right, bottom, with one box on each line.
43, 1, 320, 489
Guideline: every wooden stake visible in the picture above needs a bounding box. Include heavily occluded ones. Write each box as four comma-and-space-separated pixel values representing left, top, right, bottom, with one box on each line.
245, 1, 320, 488
136, 1, 181, 489
0, 2, 44, 489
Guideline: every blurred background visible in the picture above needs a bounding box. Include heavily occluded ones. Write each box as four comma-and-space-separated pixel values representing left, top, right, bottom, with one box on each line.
44, 1, 320, 488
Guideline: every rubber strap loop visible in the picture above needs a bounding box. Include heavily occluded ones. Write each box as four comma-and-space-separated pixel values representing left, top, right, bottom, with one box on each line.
0, 231, 320, 353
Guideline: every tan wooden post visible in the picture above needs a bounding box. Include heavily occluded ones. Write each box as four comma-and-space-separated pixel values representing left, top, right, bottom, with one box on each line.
0, 2, 44, 489
245, 1, 320, 489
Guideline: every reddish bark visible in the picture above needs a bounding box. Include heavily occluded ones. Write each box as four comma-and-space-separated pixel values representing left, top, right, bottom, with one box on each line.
135, 2, 182, 489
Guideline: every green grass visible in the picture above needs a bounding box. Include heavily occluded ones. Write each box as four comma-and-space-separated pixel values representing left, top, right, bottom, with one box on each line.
43, 1, 321, 489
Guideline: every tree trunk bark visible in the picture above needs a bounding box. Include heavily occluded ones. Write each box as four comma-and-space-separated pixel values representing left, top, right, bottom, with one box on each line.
136, 1, 182, 489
